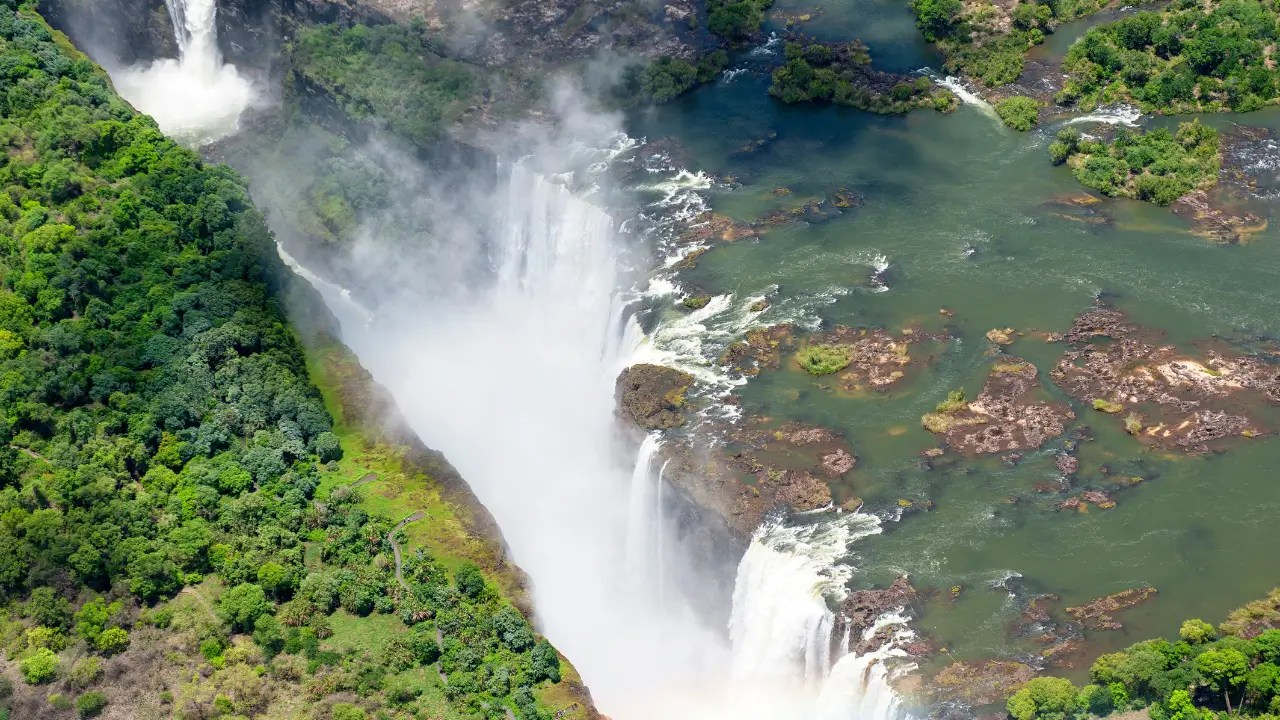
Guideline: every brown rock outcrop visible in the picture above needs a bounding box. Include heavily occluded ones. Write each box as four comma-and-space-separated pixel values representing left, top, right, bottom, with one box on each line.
615, 364, 694, 430
923, 358, 1074, 455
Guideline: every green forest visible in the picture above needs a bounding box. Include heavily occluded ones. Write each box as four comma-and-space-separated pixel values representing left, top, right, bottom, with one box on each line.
0, 3, 571, 718
1009, 592, 1280, 720
1060, 0, 1280, 113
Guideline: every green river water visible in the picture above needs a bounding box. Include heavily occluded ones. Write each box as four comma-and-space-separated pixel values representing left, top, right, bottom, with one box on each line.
627, 6, 1280, 686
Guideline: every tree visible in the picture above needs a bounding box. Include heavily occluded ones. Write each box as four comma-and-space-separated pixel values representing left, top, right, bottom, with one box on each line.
1006, 677, 1079, 720
911, 0, 963, 41
454, 562, 485, 599
252, 614, 284, 658
493, 606, 535, 652
314, 432, 342, 463
27, 587, 71, 630
20, 647, 59, 684
530, 639, 562, 684
218, 583, 272, 632
1166, 689, 1200, 720
995, 95, 1041, 131
1196, 647, 1249, 713
1178, 614, 1214, 644
256, 562, 289, 598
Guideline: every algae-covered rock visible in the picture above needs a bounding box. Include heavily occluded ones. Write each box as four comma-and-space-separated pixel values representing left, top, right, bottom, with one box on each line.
615, 364, 695, 430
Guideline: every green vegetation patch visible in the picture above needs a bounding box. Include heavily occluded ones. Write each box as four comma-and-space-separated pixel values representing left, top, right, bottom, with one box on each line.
770, 40, 958, 113
708, 0, 775, 42
1060, 0, 1280, 113
292, 23, 483, 148
621, 52, 729, 105
1051, 122, 1220, 205
995, 95, 1042, 130
1005, 589, 1280, 720
912, 0, 1115, 87
795, 344, 855, 375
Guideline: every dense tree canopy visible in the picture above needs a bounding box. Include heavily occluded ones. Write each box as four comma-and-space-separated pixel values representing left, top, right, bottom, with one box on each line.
1060, 0, 1280, 112
0, 4, 567, 717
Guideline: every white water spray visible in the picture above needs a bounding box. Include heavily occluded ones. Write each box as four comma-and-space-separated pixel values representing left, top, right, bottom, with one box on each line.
115, 0, 254, 144
921, 69, 999, 124
289, 158, 911, 719
1063, 104, 1143, 127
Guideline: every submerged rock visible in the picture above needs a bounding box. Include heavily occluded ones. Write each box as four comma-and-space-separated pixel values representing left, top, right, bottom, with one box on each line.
1172, 189, 1267, 244
615, 364, 694, 430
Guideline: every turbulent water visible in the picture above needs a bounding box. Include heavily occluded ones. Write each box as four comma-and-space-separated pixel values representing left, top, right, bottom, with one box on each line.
114, 0, 253, 143
285, 155, 912, 719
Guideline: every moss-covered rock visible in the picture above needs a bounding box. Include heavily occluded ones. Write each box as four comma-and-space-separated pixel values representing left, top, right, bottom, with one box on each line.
615, 364, 695, 430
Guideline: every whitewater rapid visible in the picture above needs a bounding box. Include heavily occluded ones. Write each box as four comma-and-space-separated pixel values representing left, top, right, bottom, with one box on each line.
114, 0, 253, 144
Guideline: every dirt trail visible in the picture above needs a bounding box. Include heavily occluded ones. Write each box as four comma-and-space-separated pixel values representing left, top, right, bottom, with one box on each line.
388, 512, 425, 591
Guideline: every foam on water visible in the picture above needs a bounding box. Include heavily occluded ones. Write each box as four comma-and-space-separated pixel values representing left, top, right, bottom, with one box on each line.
115, 0, 254, 144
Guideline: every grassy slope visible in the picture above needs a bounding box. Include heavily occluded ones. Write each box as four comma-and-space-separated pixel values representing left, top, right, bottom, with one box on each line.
301, 336, 597, 719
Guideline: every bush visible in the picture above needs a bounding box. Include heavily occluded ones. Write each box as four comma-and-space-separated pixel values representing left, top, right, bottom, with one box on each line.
76, 691, 108, 718
795, 344, 854, 375
995, 95, 1041, 131
94, 627, 129, 655
1180, 618, 1216, 643
20, 647, 60, 684
332, 703, 367, 720
935, 388, 967, 412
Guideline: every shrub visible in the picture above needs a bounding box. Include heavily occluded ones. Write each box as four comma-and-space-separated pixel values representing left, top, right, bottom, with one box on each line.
76, 691, 108, 718
1093, 398, 1124, 413
20, 647, 60, 684
935, 388, 967, 412
795, 344, 853, 375
94, 627, 129, 655
67, 656, 103, 690
332, 703, 367, 720
50, 693, 72, 710
995, 95, 1041, 131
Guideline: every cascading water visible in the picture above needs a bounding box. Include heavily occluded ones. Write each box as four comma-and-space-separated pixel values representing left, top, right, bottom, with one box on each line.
114, 0, 253, 143
287, 155, 913, 719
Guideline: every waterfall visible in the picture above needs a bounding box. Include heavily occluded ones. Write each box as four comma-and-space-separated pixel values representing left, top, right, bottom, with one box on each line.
114, 0, 253, 144
729, 516, 912, 719
285, 160, 913, 720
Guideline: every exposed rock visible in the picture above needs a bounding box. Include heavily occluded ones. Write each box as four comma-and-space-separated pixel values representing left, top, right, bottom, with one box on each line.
615, 364, 694, 430
986, 328, 1015, 345
1065, 586, 1157, 631
923, 358, 1074, 455
1053, 307, 1278, 453
679, 211, 758, 244
1055, 454, 1078, 475
928, 661, 1036, 707
718, 324, 796, 377
839, 576, 916, 639
764, 470, 832, 511
820, 448, 857, 475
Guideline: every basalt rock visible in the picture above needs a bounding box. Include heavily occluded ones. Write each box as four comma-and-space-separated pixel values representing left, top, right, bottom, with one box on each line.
1053, 307, 1279, 453
839, 576, 916, 639
1065, 586, 1157, 631
719, 324, 796, 377
928, 660, 1036, 707
923, 358, 1074, 455
615, 364, 694, 430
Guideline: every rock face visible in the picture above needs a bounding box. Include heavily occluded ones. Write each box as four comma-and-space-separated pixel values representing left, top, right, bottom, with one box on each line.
1052, 307, 1280, 453
615, 364, 694, 430
40, 0, 177, 65
838, 576, 916, 647
928, 660, 1037, 707
923, 358, 1074, 455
